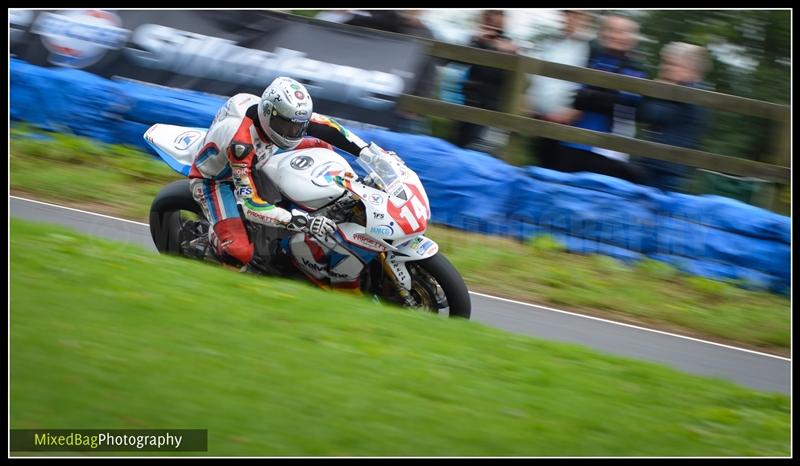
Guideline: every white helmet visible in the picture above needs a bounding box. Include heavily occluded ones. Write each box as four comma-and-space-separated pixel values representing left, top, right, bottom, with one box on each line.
257, 77, 313, 150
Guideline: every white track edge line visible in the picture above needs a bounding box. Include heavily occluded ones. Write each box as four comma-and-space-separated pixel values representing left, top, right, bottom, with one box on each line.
468, 291, 790, 362
10, 196, 150, 227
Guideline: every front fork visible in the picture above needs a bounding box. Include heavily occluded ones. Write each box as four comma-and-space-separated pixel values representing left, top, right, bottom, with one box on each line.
379, 252, 417, 306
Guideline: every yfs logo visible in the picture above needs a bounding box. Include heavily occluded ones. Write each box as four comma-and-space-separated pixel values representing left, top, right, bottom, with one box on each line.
32, 10, 129, 68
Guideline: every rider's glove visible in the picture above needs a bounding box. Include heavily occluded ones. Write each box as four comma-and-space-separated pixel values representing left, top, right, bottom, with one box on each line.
287, 209, 337, 237
309, 216, 337, 237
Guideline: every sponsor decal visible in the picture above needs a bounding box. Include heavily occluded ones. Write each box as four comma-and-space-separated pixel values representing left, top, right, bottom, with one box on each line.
290, 155, 314, 170
301, 258, 327, 273
392, 185, 406, 197
295, 110, 308, 116
248, 210, 281, 226
329, 269, 352, 280
33, 10, 130, 68
369, 225, 394, 236
389, 259, 408, 283
367, 193, 384, 206
352, 233, 384, 251
294, 90, 305, 100
372, 212, 385, 219
232, 166, 247, 177
173, 130, 201, 151
416, 239, 437, 256
237, 186, 252, 197
311, 161, 345, 187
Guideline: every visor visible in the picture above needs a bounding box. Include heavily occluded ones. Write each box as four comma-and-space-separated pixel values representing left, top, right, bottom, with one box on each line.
269, 114, 309, 139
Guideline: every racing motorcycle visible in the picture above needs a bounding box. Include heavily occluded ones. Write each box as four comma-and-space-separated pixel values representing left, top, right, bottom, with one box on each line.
144, 124, 471, 318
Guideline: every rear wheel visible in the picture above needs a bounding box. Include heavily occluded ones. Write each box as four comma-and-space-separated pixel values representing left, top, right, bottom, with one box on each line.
149, 179, 209, 258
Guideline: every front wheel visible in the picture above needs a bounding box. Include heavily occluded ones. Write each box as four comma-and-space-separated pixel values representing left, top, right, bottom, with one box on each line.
408, 253, 471, 319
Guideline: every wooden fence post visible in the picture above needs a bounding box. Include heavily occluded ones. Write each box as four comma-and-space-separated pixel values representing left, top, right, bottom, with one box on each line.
769, 119, 791, 214
499, 55, 529, 163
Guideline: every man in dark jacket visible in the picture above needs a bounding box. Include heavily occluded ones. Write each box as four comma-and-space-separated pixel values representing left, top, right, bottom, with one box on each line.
454, 10, 519, 149
637, 42, 711, 192
546, 14, 647, 184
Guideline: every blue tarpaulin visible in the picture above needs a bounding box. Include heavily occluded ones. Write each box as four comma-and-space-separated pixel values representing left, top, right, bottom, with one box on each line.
10, 58, 790, 293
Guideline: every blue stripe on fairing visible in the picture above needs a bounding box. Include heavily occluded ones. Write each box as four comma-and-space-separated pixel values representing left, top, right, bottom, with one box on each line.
148, 144, 191, 176
335, 231, 378, 265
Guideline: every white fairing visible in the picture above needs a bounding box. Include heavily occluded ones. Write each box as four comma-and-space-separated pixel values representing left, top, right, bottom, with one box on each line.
144, 124, 208, 175
262, 147, 354, 211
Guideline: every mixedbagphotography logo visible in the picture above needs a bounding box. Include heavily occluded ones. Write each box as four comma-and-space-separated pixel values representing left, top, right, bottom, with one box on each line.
10, 429, 208, 452
31, 9, 130, 68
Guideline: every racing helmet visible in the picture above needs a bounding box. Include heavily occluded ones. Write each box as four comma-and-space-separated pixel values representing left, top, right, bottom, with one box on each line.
257, 77, 313, 150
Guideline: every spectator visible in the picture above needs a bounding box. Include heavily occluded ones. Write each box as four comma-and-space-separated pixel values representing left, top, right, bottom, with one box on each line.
636, 42, 712, 192
526, 10, 593, 120
524, 10, 593, 167
453, 10, 519, 150
545, 14, 648, 184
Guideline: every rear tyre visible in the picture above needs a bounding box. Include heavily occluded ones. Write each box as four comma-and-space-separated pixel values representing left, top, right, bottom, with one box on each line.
149, 179, 205, 255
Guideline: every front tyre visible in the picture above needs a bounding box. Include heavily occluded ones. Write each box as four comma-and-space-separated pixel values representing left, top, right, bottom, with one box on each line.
409, 253, 471, 319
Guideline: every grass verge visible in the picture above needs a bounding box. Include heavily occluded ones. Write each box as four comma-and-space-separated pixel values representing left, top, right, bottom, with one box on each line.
10, 219, 790, 456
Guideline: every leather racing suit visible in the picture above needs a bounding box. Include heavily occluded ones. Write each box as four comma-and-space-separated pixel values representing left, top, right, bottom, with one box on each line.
188, 93, 368, 284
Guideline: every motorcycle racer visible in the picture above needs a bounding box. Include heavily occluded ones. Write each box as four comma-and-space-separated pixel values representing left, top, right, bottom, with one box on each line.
189, 77, 371, 278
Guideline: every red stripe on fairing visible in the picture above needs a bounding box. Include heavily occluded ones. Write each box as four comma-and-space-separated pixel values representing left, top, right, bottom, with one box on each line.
304, 235, 328, 263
